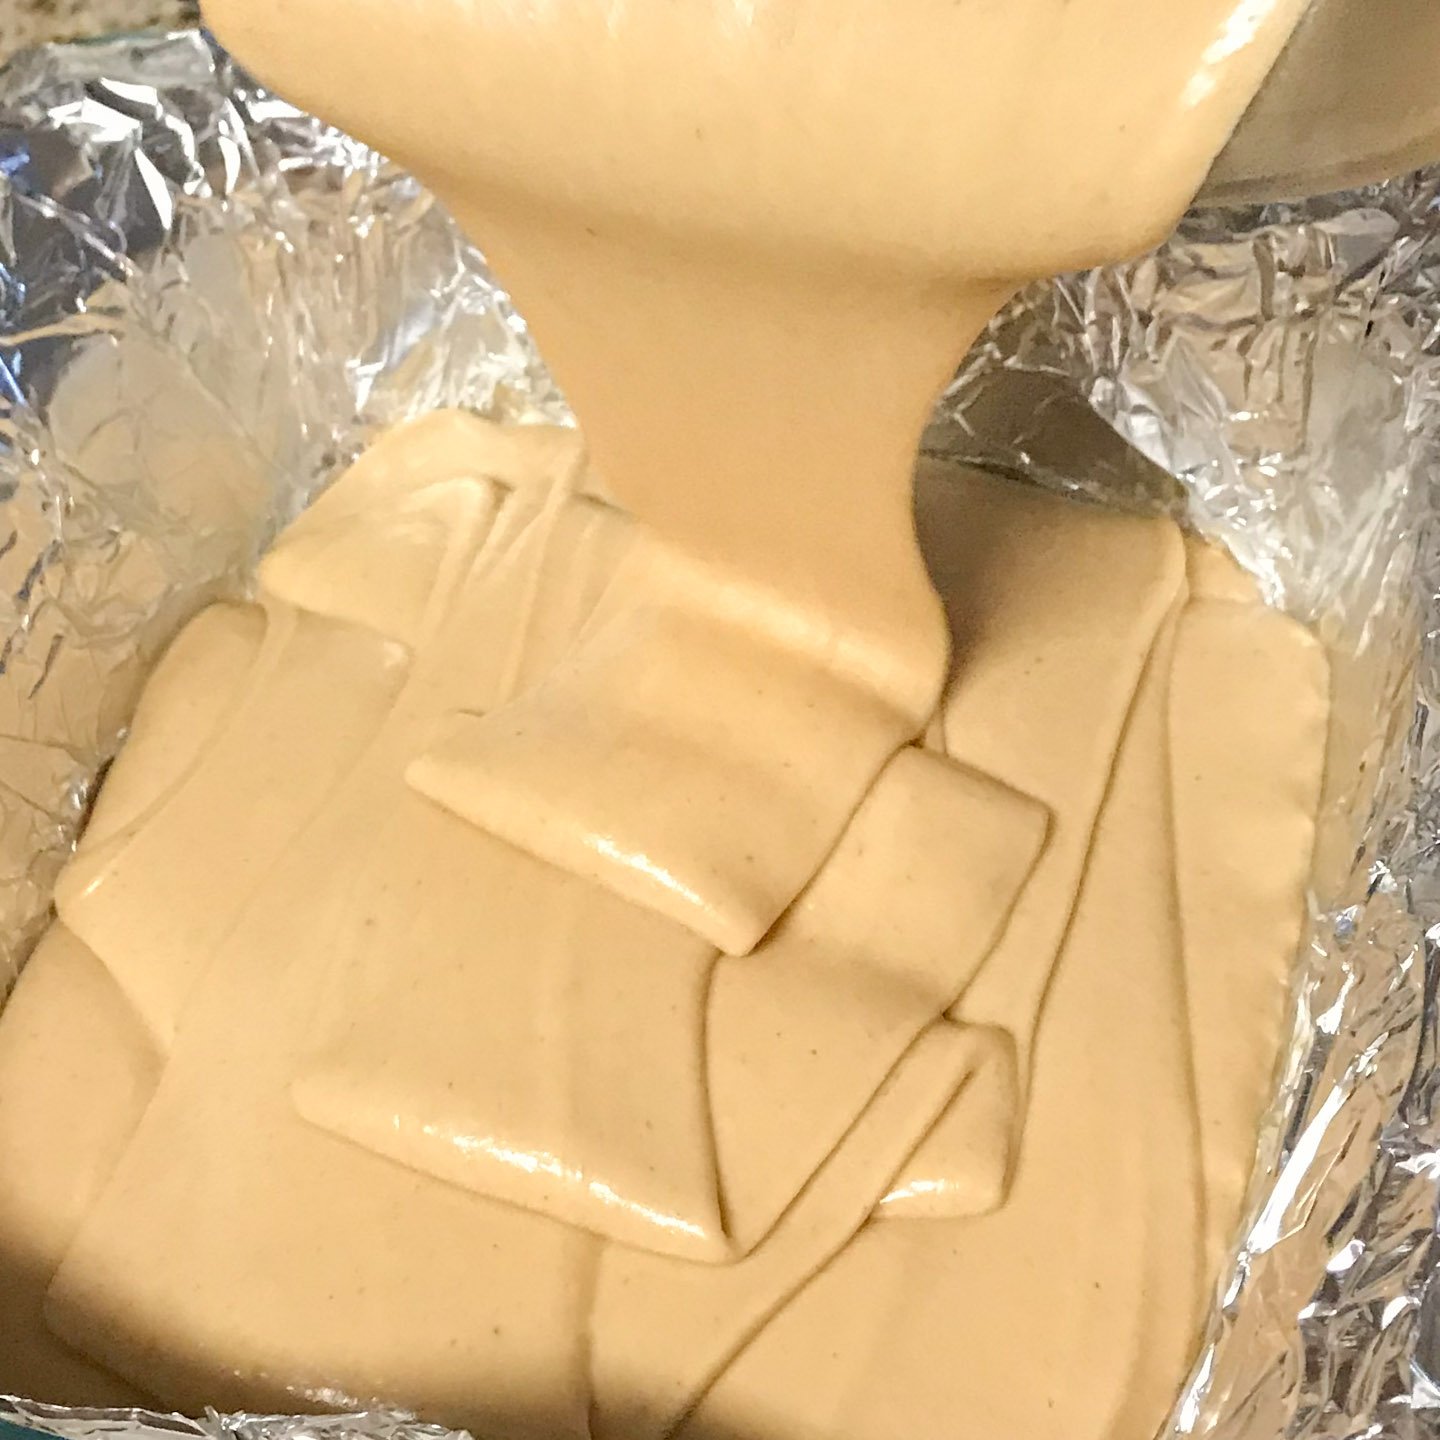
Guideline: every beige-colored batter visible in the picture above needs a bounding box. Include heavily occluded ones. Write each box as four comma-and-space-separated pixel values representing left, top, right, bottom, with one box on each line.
201, 0, 1310, 957
0, 0, 1339, 1433
896, 461, 1188, 1209
0, 411, 1326, 1440
678, 617, 1207, 1440
0, 926, 156, 1408
1170, 568, 1330, 1272
50, 435, 601, 1439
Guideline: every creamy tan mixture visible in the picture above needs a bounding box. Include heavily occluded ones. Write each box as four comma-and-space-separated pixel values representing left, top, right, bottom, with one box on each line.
198, 0, 1311, 957
1, 413, 1327, 1439
0, 2, 1334, 1437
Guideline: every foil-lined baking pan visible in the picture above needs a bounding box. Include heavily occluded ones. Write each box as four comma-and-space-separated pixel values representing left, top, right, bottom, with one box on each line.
0, 27, 1436, 1440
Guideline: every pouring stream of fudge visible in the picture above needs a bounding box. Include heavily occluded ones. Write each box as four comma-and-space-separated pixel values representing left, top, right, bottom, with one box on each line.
0, 3, 1356, 1438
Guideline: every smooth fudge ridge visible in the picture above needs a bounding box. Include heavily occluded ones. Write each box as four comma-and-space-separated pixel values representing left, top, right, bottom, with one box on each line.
0, 2, 1331, 1438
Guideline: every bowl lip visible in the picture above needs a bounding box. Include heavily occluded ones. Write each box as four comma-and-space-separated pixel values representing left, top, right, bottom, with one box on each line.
1201, 129, 1440, 206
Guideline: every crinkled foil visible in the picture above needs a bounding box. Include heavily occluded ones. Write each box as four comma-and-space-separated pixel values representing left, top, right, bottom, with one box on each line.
0, 26, 1437, 1440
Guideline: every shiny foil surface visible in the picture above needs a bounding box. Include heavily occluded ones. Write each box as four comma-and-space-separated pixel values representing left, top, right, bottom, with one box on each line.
0, 26, 1437, 1440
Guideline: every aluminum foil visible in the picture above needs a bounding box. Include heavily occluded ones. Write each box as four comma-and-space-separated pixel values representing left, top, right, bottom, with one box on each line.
0, 24, 1437, 1440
